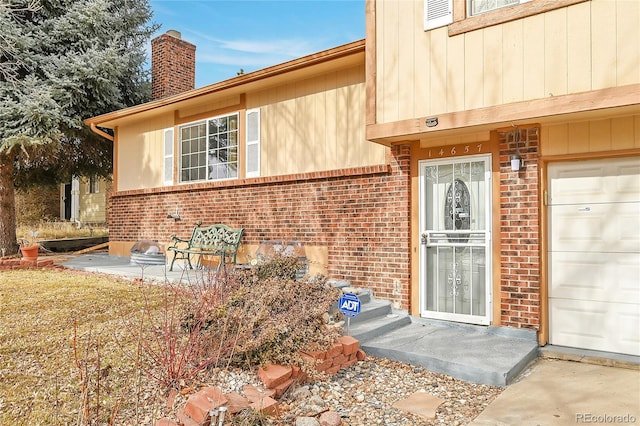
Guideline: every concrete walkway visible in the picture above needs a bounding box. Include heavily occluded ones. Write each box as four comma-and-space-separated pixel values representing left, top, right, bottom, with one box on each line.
470, 358, 640, 426
60, 252, 210, 284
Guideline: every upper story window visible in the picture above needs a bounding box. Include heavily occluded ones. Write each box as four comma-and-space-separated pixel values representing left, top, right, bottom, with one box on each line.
87, 176, 100, 194
468, 0, 528, 16
427, 0, 587, 36
179, 113, 239, 183
164, 128, 174, 186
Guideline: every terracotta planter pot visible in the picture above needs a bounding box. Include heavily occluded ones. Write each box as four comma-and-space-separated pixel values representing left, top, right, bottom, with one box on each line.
20, 244, 39, 261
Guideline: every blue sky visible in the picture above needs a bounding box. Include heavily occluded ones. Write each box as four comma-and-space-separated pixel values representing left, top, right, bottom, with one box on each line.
148, 0, 365, 88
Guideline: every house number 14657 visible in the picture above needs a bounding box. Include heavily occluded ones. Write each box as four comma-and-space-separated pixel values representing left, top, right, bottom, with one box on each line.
428, 143, 485, 158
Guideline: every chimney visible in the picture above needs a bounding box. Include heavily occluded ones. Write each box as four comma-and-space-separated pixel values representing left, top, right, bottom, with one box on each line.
151, 30, 196, 100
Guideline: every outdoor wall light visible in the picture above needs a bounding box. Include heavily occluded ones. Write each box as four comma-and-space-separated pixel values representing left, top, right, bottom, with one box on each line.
510, 154, 522, 171
167, 206, 181, 220
510, 125, 524, 172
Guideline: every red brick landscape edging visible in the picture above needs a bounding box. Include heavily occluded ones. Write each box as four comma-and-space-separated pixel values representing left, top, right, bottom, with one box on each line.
156, 336, 366, 426
0, 257, 59, 270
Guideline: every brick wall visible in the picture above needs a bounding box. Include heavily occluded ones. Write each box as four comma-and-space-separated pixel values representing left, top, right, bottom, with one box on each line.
151, 31, 196, 100
109, 145, 412, 310
498, 127, 541, 330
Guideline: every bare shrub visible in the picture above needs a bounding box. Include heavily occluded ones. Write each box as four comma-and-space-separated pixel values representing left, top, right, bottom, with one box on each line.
73, 320, 130, 426
219, 256, 342, 367
134, 254, 341, 392
15, 185, 60, 225
128, 283, 214, 391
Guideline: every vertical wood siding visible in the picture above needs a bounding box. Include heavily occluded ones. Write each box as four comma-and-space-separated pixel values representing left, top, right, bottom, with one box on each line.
376, 0, 640, 123
250, 64, 385, 177
116, 64, 386, 192
78, 178, 108, 223
116, 113, 174, 191
541, 115, 640, 156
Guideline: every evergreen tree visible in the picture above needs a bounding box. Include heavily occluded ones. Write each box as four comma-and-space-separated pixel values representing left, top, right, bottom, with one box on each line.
0, 0, 157, 252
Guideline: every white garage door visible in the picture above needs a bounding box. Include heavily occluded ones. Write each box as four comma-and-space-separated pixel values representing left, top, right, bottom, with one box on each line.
548, 157, 640, 356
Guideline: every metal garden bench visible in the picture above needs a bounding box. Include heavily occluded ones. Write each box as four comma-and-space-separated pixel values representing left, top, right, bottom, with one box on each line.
167, 223, 244, 272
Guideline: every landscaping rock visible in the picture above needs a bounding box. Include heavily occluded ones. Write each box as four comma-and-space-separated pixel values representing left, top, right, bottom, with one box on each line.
298, 394, 328, 415
392, 390, 445, 420
295, 417, 321, 426
319, 410, 343, 426
290, 385, 312, 401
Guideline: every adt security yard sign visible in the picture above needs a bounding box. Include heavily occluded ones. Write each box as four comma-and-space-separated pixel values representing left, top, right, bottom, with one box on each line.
339, 293, 361, 318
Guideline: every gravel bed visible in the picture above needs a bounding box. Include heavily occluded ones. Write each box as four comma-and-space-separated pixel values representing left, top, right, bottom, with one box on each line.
162, 356, 503, 426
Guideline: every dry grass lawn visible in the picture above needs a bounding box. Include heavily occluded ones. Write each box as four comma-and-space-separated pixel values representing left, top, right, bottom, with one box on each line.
0, 269, 169, 425
16, 221, 108, 242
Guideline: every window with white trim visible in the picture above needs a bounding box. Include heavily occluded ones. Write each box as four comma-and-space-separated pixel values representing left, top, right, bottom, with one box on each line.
179, 113, 239, 183
164, 128, 174, 186
468, 0, 530, 17
245, 108, 260, 178
87, 176, 100, 194
425, 0, 546, 33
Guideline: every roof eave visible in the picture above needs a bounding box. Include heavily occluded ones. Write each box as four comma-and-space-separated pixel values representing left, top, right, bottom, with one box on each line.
85, 39, 366, 128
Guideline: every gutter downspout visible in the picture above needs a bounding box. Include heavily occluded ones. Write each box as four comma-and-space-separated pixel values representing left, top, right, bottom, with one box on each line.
90, 123, 114, 141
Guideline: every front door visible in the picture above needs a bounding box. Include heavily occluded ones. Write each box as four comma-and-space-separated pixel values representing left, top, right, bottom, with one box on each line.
419, 155, 492, 325
63, 183, 72, 220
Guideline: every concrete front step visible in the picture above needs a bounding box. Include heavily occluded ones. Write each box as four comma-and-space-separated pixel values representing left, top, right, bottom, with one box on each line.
334, 286, 539, 386
359, 321, 539, 387
348, 298, 392, 323
346, 312, 412, 342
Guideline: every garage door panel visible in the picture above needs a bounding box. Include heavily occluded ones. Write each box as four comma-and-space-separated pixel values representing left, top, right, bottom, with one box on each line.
550, 166, 608, 204
617, 167, 640, 196
550, 299, 608, 343
608, 307, 639, 356
550, 298, 640, 356
550, 202, 640, 252
619, 311, 640, 350
550, 252, 640, 304
619, 206, 640, 249
549, 157, 640, 204
548, 157, 640, 356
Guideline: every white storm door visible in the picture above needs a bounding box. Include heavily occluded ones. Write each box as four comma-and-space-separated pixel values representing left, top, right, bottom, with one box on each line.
419, 155, 492, 325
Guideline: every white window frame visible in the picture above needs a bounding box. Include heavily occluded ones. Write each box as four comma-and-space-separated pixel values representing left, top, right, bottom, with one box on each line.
245, 108, 260, 178
87, 175, 100, 194
163, 128, 174, 186
178, 112, 240, 184
467, 0, 531, 17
